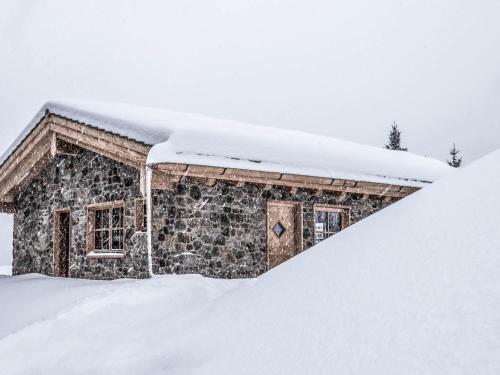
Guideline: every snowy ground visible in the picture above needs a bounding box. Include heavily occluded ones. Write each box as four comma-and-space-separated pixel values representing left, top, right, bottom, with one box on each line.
1, 150, 499, 374
0, 265, 11, 276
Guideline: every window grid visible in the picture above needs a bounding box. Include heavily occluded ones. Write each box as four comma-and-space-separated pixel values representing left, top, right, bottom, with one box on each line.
314, 206, 348, 245
94, 206, 124, 253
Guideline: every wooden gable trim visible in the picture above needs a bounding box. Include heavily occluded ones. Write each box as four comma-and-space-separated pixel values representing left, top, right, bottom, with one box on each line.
152, 162, 421, 199
49, 124, 147, 168
0, 135, 52, 198
49, 115, 150, 155
0, 116, 51, 179
0, 113, 151, 205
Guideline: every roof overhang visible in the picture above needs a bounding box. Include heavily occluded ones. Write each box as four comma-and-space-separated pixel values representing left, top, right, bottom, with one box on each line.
0, 109, 424, 214
0, 113, 150, 213
150, 163, 419, 199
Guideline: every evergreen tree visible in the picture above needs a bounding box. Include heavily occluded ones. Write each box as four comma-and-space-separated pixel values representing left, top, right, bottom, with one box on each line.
385, 121, 408, 151
447, 143, 462, 168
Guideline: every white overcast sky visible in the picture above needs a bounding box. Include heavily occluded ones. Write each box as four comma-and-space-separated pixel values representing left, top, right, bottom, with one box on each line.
1, 0, 500, 264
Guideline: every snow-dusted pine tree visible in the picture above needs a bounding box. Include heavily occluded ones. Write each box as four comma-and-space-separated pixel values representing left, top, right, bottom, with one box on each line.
447, 143, 463, 168
385, 121, 408, 151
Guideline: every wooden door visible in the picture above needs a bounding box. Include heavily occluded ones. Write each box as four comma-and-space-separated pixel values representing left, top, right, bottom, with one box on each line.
54, 210, 71, 277
267, 201, 302, 269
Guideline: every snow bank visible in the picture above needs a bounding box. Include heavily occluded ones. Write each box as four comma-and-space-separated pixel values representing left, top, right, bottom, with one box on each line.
0, 100, 452, 187
0, 274, 247, 374
0, 149, 498, 374
191, 148, 500, 374
0, 265, 11, 276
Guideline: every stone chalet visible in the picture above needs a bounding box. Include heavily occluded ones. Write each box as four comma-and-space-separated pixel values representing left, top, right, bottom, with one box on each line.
0, 101, 452, 279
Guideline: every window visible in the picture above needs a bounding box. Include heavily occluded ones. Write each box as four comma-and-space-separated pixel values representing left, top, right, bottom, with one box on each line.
313, 205, 349, 244
272, 222, 286, 238
87, 202, 125, 254
135, 198, 147, 232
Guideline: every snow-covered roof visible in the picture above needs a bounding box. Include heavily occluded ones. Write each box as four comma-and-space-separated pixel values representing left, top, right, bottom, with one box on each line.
1, 100, 453, 187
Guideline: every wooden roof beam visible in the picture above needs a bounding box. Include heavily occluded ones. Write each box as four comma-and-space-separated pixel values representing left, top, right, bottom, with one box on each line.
0, 137, 52, 198
153, 163, 411, 198
0, 126, 50, 183
49, 123, 147, 167
205, 178, 217, 187
0, 116, 51, 177
49, 115, 150, 155
224, 168, 281, 180
280, 173, 333, 186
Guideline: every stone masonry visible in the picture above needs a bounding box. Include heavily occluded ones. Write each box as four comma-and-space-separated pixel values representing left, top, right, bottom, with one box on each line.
12, 148, 149, 279
151, 177, 394, 279
12, 147, 396, 280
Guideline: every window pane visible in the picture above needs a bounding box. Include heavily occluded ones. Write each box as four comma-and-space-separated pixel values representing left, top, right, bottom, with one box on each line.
143, 202, 147, 230
314, 211, 327, 244
95, 210, 102, 229
327, 212, 341, 233
95, 231, 102, 250
112, 207, 124, 228
315, 209, 344, 244
315, 222, 325, 244
112, 229, 123, 250
102, 230, 110, 250
315, 211, 326, 224
103, 209, 109, 229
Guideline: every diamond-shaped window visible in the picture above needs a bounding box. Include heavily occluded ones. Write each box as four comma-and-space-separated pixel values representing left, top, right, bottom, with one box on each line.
272, 222, 286, 238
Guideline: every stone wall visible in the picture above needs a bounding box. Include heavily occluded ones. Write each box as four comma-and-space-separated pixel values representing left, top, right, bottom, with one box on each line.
151, 177, 394, 278
13, 148, 148, 279
12, 146, 398, 280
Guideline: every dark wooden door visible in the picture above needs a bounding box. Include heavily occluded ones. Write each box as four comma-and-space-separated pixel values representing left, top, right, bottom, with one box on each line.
54, 211, 70, 277
267, 201, 302, 269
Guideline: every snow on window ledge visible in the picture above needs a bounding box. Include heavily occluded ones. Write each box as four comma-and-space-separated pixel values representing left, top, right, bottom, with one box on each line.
86, 251, 125, 259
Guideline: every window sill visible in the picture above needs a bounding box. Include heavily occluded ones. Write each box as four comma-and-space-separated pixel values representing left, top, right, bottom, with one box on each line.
87, 251, 125, 259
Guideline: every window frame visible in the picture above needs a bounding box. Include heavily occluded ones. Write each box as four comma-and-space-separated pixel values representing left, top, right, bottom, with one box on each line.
313, 204, 350, 245
86, 201, 126, 256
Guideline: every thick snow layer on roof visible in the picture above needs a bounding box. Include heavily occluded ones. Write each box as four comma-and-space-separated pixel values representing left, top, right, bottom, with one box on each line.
0, 149, 498, 374
1, 100, 453, 186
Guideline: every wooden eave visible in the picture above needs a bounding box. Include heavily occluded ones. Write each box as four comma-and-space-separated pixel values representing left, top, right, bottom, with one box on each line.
152, 162, 421, 199
0, 111, 423, 214
0, 114, 150, 212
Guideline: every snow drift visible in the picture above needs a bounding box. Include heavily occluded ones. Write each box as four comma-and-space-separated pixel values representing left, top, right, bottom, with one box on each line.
192, 149, 500, 375
0, 149, 499, 374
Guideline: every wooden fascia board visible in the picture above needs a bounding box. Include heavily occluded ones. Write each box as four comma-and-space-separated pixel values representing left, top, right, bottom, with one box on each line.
49, 116, 150, 156
151, 169, 178, 190
0, 138, 52, 197
49, 123, 147, 168
0, 121, 51, 184
279, 174, 333, 186
0, 113, 151, 201
54, 132, 142, 170
151, 162, 420, 198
